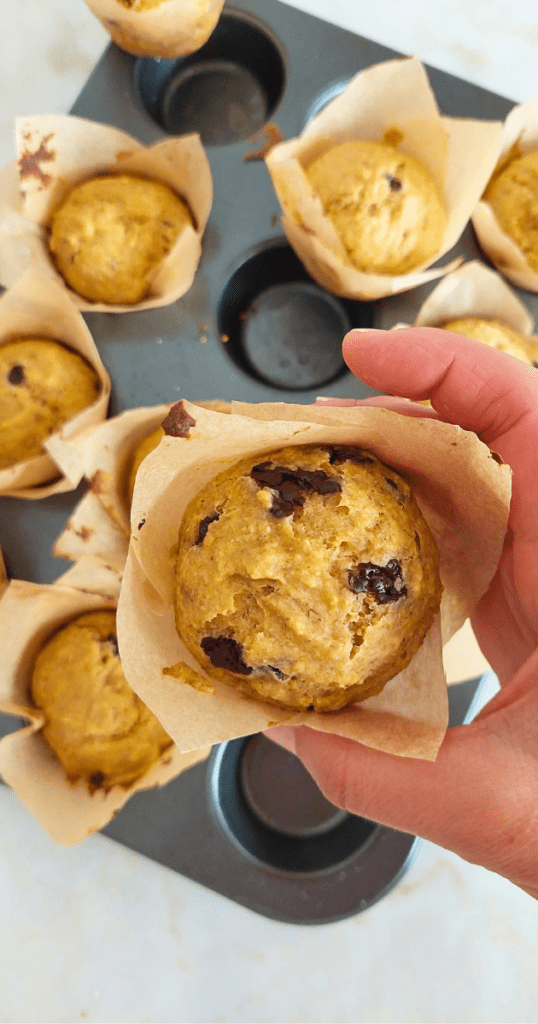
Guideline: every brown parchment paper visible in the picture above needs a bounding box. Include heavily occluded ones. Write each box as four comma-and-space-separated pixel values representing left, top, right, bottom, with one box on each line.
265, 56, 503, 301
82, 0, 225, 59
116, 400, 511, 762
472, 93, 538, 291
0, 115, 213, 313
0, 266, 110, 498
52, 401, 230, 572
0, 559, 210, 846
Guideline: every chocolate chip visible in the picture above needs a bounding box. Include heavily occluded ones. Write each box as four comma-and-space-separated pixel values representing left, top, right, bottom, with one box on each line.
533, 361, 538, 369
386, 174, 402, 191
161, 401, 196, 437
201, 636, 252, 675
490, 451, 504, 465
384, 477, 398, 490
7, 364, 25, 385
138, 519, 145, 530
251, 461, 341, 517
89, 771, 105, 789
348, 559, 407, 604
328, 446, 374, 466
267, 665, 285, 680
196, 513, 220, 545
106, 633, 119, 656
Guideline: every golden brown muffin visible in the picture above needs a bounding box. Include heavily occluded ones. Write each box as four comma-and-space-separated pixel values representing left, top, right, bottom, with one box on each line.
116, 0, 165, 8
48, 175, 193, 304
0, 338, 101, 470
31, 610, 172, 788
483, 151, 538, 272
174, 444, 442, 712
305, 140, 446, 275
441, 317, 538, 365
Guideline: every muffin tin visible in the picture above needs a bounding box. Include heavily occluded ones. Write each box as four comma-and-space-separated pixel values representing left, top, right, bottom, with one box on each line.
0, 0, 524, 923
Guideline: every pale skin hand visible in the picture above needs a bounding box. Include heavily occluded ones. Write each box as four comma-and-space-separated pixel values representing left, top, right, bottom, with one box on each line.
268, 327, 538, 899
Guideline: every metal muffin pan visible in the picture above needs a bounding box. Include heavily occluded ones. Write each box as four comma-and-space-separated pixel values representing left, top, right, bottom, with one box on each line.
0, 0, 523, 923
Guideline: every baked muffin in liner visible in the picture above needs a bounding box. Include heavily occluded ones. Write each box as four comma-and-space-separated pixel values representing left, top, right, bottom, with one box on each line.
0, 115, 212, 312
52, 402, 230, 573
265, 56, 503, 300
0, 559, 210, 845
0, 267, 110, 498
82, 0, 225, 59
115, 399, 510, 762
472, 93, 538, 291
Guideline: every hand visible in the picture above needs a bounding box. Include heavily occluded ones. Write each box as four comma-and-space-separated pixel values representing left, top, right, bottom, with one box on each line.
268, 327, 538, 898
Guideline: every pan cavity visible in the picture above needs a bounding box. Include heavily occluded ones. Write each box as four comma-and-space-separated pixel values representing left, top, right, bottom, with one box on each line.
135, 11, 285, 146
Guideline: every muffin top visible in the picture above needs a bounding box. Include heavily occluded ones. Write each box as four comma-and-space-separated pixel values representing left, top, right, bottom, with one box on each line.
31, 610, 172, 789
0, 338, 101, 471
174, 444, 442, 712
116, 0, 165, 8
441, 316, 538, 365
483, 151, 538, 272
305, 140, 446, 275
48, 174, 193, 305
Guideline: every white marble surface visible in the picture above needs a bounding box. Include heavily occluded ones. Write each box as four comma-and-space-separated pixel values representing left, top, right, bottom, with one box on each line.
1, 2, 538, 1022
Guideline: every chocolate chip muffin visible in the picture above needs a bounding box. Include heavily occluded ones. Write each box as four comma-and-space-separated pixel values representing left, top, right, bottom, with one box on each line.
0, 338, 101, 470
174, 444, 442, 712
305, 140, 446, 275
441, 316, 538, 365
483, 151, 538, 272
31, 610, 172, 788
48, 174, 193, 304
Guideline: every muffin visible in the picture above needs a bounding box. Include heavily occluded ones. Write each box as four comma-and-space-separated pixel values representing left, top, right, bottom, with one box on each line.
31, 609, 172, 789
441, 316, 538, 365
0, 338, 102, 470
174, 443, 442, 712
116, 0, 164, 8
48, 175, 193, 305
304, 140, 447, 275
483, 151, 538, 272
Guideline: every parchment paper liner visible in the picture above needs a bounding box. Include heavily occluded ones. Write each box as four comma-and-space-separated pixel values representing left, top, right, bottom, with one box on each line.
52, 401, 230, 573
0, 115, 213, 313
472, 93, 538, 291
82, 0, 225, 59
0, 267, 110, 498
116, 400, 510, 762
0, 559, 210, 846
412, 259, 536, 338
265, 56, 503, 301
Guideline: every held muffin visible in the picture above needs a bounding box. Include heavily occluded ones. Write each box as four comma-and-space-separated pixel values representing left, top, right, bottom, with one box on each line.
174, 443, 442, 712
482, 151, 538, 273
48, 174, 193, 305
31, 609, 172, 789
304, 140, 447, 275
0, 338, 102, 471
441, 316, 538, 365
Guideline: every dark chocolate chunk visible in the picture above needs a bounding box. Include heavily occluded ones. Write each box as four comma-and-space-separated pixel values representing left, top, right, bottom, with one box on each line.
106, 633, 119, 656
196, 512, 220, 545
161, 400, 196, 438
89, 771, 105, 789
386, 174, 402, 192
251, 461, 341, 517
348, 559, 407, 604
7, 364, 25, 385
328, 446, 374, 466
201, 635, 252, 675
267, 665, 285, 680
